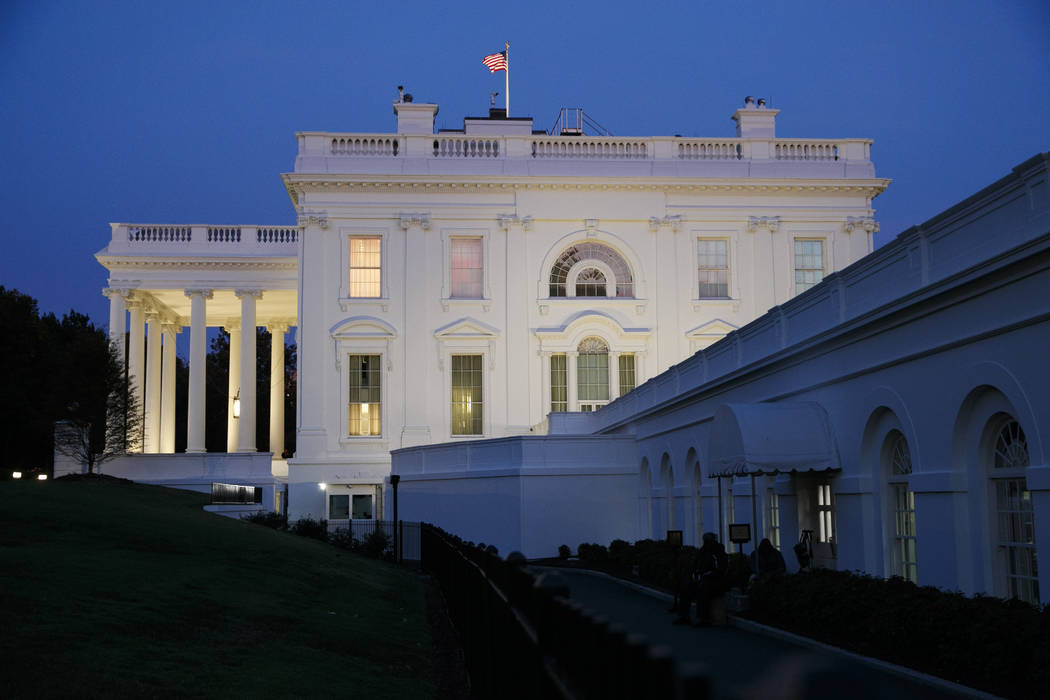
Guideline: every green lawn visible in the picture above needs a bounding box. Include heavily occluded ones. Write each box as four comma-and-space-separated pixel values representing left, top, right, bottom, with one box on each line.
0, 478, 436, 699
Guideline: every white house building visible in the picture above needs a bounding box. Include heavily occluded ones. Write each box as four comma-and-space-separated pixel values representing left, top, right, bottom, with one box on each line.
87, 94, 886, 529
393, 151, 1050, 606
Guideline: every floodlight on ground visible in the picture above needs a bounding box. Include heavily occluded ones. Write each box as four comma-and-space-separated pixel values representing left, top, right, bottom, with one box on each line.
12, 471, 22, 479
37, 474, 47, 481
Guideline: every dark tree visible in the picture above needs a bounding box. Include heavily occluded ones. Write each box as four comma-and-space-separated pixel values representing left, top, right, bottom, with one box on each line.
53, 343, 143, 473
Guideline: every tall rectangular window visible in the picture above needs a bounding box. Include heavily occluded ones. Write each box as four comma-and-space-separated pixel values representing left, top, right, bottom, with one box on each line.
697, 239, 729, 298
348, 354, 381, 436
996, 478, 1038, 604
817, 482, 834, 543
550, 354, 567, 412
329, 494, 349, 520
794, 239, 824, 293
767, 489, 781, 550
349, 237, 381, 297
450, 238, 483, 298
618, 353, 636, 395
892, 483, 918, 583
451, 355, 483, 435
577, 352, 609, 402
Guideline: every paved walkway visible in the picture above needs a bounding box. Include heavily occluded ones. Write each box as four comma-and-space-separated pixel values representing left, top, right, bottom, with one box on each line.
535, 567, 987, 700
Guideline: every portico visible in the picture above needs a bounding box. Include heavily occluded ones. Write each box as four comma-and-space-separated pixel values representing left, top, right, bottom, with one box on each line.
96, 224, 299, 457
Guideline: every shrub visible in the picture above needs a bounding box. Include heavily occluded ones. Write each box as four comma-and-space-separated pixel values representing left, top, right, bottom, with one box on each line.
746, 568, 1050, 699
725, 552, 752, 591
609, 539, 634, 569
290, 517, 328, 542
577, 543, 608, 562
361, 529, 390, 559
329, 528, 356, 551
241, 511, 287, 530
558, 544, 571, 559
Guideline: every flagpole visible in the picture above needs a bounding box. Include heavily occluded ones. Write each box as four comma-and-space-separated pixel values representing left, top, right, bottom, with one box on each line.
505, 41, 510, 116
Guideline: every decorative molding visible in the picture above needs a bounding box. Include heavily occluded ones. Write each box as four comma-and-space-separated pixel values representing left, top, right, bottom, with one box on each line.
497, 214, 533, 231
747, 216, 780, 234
183, 288, 214, 300
399, 213, 431, 230
234, 288, 264, 300
649, 215, 683, 233
297, 209, 328, 229
100, 259, 297, 271
845, 216, 879, 235
584, 218, 598, 236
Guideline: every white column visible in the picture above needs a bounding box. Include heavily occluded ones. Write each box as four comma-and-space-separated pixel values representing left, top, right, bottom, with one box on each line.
160, 325, 178, 453
126, 298, 146, 452
567, 351, 578, 411
610, 351, 621, 401
144, 312, 162, 453
268, 322, 288, 457
185, 289, 211, 453
236, 289, 262, 453
225, 322, 241, 453
104, 288, 127, 359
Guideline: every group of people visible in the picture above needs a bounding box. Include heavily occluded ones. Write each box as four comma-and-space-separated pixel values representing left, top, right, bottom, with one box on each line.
670, 533, 786, 626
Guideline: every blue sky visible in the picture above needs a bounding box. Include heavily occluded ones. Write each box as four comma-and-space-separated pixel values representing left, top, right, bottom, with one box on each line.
2, 0, 1048, 332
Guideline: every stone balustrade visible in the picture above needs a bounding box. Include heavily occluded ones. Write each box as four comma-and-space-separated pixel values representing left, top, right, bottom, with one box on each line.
295, 131, 875, 177
109, 224, 299, 255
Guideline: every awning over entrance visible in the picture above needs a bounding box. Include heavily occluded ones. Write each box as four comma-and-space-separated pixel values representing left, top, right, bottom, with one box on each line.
707, 402, 840, 477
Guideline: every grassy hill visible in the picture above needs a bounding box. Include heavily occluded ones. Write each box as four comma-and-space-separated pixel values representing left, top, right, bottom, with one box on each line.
0, 478, 436, 699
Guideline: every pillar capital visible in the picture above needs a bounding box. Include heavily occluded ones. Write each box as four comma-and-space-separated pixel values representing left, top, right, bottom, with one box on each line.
184, 288, 213, 300
845, 216, 879, 235
747, 215, 780, 234
223, 319, 241, 332
102, 286, 132, 300
161, 323, 182, 336
234, 288, 264, 300
266, 320, 291, 335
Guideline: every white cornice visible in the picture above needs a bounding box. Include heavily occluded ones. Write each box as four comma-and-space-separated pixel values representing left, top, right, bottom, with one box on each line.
282, 174, 891, 199
96, 256, 297, 271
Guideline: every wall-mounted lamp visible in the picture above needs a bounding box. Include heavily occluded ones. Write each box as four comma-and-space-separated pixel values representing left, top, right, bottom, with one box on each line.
12, 471, 22, 479
233, 390, 241, 419
319, 482, 327, 491
37, 474, 47, 481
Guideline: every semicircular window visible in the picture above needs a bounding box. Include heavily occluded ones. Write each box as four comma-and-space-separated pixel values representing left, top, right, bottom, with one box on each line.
549, 242, 633, 298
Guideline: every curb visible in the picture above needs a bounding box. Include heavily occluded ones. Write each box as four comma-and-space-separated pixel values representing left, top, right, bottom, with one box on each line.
534, 565, 1003, 700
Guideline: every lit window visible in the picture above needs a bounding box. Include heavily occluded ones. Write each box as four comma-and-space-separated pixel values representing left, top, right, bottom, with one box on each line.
618, 353, 636, 395
549, 242, 633, 297
575, 267, 607, 297
697, 239, 729, 298
817, 482, 834, 543
451, 355, 483, 435
794, 239, 824, 293
348, 355, 381, 436
450, 238, 483, 298
990, 419, 1037, 604
767, 489, 780, 550
550, 354, 567, 412
349, 237, 381, 297
577, 337, 609, 411
329, 494, 349, 520
887, 431, 917, 583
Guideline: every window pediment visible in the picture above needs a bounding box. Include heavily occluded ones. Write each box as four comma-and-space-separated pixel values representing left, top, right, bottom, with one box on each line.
330, 315, 398, 340
434, 317, 500, 339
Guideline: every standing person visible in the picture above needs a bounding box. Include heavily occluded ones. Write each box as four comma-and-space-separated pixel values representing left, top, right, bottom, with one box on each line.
673, 532, 728, 626
752, 537, 786, 576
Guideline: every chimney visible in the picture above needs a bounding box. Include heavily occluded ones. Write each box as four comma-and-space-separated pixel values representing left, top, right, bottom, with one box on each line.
393, 99, 439, 134
732, 96, 779, 138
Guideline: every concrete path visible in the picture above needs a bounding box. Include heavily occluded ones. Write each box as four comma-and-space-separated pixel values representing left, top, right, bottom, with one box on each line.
535, 567, 992, 700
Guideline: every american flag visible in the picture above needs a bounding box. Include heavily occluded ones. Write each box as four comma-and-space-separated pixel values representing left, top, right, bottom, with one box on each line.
482, 51, 507, 73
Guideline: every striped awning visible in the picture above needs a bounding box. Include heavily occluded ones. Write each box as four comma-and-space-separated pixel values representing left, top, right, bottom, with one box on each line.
707, 402, 841, 477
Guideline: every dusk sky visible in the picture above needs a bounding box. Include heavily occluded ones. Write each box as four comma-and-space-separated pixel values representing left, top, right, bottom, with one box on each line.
2, 0, 1048, 342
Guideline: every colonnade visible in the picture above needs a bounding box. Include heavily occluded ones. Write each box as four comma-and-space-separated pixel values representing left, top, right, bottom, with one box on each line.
104, 286, 290, 456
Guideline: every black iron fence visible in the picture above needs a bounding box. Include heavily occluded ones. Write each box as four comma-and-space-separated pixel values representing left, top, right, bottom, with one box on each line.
329, 520, 421, 561
420, 525, 712, 699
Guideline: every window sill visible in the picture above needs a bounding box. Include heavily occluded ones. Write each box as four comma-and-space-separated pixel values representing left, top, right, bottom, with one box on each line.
338, 297, 390, 313
441, 297, 492, 312
338, 437, 389, 449
537, 297, 648, 316
691, 298, 740, 313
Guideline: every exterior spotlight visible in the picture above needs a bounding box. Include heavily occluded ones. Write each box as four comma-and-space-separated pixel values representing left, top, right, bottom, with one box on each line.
233, 390, 241, 419
12, 471, 22, 479
319, 482, 327, 490
37, 474, 48, 481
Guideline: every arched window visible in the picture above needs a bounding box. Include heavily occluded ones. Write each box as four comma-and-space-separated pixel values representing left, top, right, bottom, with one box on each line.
885, 430, 917, 582
549, 242, 633, 297
577, 337, 609, 411
988, 417, 1037, 604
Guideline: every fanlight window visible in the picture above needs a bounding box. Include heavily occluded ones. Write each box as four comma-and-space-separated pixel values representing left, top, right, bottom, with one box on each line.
891, 433, 912, 475
549, 242, 633, 297
994, 420, 1029, 469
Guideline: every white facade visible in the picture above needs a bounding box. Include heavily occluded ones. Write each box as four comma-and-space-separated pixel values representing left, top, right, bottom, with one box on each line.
393, 152, 1050, 606
93, 96, 886, 533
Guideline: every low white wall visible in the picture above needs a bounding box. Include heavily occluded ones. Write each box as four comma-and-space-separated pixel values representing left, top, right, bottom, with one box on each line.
393, 435, 638, 558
